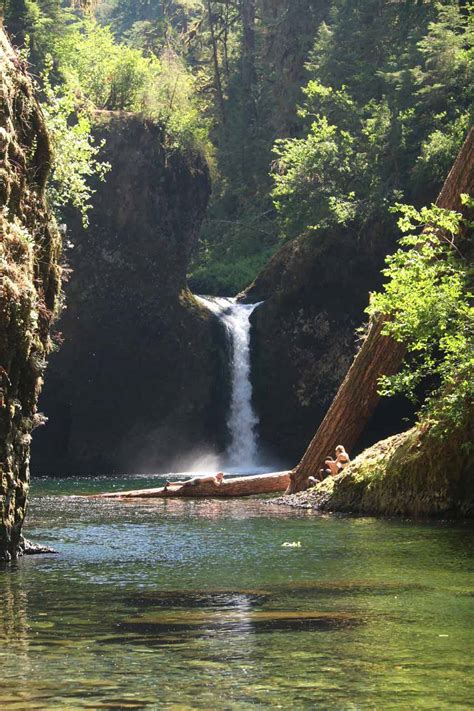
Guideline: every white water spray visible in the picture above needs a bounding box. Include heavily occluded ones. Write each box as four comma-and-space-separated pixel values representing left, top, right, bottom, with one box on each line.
197, 296, 261, 470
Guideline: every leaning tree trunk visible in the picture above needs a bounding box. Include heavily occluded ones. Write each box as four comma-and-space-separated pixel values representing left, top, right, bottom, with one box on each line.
288, 128, 474, 494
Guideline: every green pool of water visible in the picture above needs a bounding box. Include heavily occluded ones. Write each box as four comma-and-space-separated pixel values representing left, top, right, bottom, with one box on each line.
1, 475, 473, 709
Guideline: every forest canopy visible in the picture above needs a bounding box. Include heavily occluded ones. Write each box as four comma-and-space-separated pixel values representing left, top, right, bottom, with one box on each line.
1, 1, 472, 290
271, 2, 473, 241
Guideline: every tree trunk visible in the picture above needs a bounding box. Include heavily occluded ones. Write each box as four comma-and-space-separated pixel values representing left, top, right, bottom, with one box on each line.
95, 471, 290, 499
206, 0, 226, 125
288, 128, 474, 493
240, 0, 256, 96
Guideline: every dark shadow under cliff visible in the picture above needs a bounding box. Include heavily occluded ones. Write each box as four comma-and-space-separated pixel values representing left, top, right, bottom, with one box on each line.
32, 115, 230, 475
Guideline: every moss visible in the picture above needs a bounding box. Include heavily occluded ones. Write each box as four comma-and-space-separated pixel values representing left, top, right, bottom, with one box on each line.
0, 30, 62, 559
276, 416, 474, 518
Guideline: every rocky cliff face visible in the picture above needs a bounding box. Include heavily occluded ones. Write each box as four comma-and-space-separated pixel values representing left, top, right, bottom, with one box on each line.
0, 29, 62, 559
242, 224, 406, 463
32, 114, 228, 475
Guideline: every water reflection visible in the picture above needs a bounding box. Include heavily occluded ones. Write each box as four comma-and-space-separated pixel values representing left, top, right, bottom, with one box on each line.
0, 566, 31, 666
0, 477, 471, 709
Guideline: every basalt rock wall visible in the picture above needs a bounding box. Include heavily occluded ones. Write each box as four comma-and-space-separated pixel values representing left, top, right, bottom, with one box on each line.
0, 29, 62, 559
242, 224, 412, 463
32, 115, 229, 475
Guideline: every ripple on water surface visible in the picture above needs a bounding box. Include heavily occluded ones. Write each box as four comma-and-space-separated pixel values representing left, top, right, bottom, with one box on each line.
0, 475, 473, 709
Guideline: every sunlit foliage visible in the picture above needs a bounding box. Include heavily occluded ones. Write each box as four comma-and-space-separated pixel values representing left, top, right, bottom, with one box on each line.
39, 58, 110, 226
271, 2, 474, 241
368, 198, 474, 436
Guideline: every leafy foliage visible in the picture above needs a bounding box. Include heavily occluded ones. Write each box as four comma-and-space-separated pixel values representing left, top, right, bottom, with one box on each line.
271, 2, 474, 242
1, 0, 213, 224
272, 116, 357, 237
57, 19, 155, 111
367, 199, 474, 436
3, 0, 473, 298
53, 18, 210, 151
39, 59, 110, 226
1, 0, 76, 68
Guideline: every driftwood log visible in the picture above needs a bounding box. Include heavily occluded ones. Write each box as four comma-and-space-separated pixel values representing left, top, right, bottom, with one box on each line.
95, 471, 290, 499
288, 128, 474, 493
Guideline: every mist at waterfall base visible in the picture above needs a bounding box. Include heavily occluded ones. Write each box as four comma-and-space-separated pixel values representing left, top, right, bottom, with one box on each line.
168, 296, 284, 479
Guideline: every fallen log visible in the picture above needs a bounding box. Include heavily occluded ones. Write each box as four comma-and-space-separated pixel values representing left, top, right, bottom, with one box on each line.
287, 128, 474, 494
94, 471, 291, 499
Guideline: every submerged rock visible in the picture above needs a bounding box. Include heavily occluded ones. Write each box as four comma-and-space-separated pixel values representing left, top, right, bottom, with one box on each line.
0, 30, 62, 559
125, 589, 272, 609
119, 609, 361, 636
33, 115, 230, 475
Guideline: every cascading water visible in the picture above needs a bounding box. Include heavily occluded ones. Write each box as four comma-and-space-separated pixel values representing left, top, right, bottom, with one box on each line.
197, 296, 261, 471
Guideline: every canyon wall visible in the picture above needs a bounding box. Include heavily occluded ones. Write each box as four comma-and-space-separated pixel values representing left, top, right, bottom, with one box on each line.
32, 115, 229, 475
0, 29, 62, 558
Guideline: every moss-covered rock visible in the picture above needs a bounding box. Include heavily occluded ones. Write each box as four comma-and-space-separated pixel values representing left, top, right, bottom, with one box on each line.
274, 415, 474, 517
32, 114, 229, 474
0, 29, 62, 559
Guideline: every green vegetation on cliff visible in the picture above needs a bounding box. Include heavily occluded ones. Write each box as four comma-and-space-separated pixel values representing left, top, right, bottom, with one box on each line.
3, 2, 471, 293
0, 28, 62, 558
368, 200, 473, 439
1, 1, 211, 154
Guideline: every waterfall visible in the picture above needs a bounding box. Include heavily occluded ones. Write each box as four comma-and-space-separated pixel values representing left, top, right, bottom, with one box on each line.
197, 296, 261, 471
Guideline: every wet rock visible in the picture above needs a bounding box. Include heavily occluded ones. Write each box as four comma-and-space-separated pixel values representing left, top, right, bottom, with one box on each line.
19, 537, 57, 555
0, 30, 62, 559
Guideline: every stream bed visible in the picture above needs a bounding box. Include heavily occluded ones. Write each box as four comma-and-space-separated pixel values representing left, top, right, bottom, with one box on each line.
1, 474, 473, 709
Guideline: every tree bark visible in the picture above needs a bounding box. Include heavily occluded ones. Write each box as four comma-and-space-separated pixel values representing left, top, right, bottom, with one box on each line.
288, 128, 474, 493
95, 471, 290, 499
240, 0, 256, 95
206, 0, 226, 125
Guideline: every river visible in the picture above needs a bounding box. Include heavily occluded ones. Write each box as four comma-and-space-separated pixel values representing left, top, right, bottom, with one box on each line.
0, 475, 473, 709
